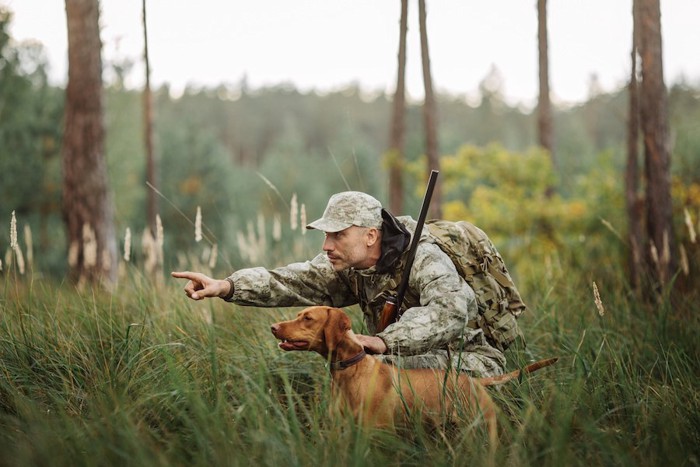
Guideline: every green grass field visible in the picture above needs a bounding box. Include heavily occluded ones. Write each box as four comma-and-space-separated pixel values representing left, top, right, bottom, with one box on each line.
1, 265, 698, 466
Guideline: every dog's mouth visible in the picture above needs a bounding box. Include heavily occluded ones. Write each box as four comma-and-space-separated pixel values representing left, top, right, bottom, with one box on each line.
278, 339, 309, 351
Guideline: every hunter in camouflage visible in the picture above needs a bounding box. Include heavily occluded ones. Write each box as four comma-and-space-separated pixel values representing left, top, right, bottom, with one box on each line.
173, 191, 509, 377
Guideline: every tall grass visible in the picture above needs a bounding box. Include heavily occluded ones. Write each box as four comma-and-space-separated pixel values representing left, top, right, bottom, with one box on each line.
1, 260, 699, 466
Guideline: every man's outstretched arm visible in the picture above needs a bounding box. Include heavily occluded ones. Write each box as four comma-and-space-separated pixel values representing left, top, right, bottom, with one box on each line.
171, 271, 232, 301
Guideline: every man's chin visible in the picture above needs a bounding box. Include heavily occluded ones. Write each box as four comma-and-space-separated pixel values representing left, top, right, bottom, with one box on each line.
328, 258, 347, 271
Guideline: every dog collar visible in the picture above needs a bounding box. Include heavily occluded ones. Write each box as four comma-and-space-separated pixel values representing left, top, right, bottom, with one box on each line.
329, 350, 367, 371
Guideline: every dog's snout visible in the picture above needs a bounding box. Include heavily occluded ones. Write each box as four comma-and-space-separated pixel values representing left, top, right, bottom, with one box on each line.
271, 323, 280, 336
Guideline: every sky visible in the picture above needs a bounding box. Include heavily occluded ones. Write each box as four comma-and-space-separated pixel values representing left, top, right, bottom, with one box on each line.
3, 0, 700, 108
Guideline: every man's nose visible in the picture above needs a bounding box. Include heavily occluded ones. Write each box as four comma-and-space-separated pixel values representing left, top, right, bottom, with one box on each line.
322, 236, 334, 252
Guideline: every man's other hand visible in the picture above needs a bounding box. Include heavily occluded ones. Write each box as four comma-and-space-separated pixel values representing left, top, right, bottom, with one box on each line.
355, 334, 388, 355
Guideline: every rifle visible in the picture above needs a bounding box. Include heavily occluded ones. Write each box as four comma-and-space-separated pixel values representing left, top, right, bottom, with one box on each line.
377, 170, 439, 333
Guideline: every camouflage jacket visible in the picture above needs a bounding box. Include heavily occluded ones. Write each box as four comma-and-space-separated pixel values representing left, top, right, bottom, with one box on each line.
229, 216, 505, 375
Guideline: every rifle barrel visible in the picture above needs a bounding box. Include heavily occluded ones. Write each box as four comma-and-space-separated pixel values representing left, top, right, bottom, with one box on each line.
395, 170, 439, 309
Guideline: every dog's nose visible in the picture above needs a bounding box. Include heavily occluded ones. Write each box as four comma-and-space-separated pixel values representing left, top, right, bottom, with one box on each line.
271, 323, 280, 336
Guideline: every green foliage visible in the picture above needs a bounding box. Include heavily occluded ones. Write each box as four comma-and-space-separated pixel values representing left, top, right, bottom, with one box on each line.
105, 88, 146, 231
159, 123, 234, 248
2, 4, 700, 285
669, 82, 700, 183
431, 144, 625, 294
0, 9, 64, 274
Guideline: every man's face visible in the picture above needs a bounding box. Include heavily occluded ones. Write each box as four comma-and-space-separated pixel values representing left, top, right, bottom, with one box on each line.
322, 226, 378, 271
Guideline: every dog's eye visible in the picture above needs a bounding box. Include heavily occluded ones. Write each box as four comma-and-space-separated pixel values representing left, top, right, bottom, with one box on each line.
303, 315, 313, 321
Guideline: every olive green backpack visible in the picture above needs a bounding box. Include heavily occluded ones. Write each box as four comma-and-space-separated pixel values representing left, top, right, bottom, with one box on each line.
425, 220, 526, 351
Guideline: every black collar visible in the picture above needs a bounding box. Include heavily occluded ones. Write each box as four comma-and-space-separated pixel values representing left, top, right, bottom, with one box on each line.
329, 350, 367, 371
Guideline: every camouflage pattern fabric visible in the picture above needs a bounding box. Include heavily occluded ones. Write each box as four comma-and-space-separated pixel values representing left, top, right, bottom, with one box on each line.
426, 220, 526, 351
306, 191, 383, 232
229, 216, 506, 378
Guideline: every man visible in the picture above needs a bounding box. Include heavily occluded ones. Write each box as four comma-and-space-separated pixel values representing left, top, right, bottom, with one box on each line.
172, 191, 506, 377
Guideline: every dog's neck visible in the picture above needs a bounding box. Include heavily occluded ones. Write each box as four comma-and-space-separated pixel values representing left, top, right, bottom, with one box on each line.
326, 330, 367, 372
329, 349, 366, 370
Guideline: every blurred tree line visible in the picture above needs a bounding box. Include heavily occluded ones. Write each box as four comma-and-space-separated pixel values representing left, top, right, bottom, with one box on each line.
1, 8, 699, 282
0, 10, 64, 274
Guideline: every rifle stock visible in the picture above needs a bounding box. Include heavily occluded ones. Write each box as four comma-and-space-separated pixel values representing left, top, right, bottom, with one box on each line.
377, 170, 438, 333
378, 297, 398, 333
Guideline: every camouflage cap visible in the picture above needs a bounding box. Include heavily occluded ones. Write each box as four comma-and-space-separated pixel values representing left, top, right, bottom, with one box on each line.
306, 191, 383, 232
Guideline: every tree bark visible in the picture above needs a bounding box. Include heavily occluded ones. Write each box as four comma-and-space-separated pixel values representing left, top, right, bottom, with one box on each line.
626, 0, 644, 291
387, 0, 408, 216
537, 0, 555, 196
62, 0, 117, 285
638, 0, 676, 287
418, 0, 441, 218
143, 0, 158, 235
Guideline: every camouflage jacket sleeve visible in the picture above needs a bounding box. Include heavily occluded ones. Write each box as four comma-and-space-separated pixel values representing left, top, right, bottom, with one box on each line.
228, 253, 357, 308
377, 242, 478, 355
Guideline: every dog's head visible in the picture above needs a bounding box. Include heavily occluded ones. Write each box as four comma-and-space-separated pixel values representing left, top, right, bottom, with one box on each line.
270, 306, 352, 357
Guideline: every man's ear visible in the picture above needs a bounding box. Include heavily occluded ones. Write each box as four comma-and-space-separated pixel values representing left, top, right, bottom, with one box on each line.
366, 227, 380, 247
323, 307, 351, 352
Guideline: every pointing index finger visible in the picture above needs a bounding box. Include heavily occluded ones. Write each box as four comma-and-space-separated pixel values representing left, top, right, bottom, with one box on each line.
171, 271, 192, 280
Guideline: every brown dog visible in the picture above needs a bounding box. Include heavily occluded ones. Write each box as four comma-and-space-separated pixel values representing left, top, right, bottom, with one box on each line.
271, 306, 557, 442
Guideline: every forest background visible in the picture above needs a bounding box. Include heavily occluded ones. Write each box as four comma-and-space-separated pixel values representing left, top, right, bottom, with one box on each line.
2, 12, 699, 281
1, 2, 700, 465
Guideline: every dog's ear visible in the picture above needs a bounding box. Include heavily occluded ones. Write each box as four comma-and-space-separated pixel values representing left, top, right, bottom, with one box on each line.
323, 307, 350, 352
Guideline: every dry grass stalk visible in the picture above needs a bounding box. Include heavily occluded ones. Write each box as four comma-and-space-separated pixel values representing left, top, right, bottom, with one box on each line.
10, 211, 17, 249
9, 211, 25, 274
684, 208, 697, 244
592, 281, 605, 317
679, 244, 689, 276
273, 214, 282, 242
124, 227, 132, 262
290, 193, 298, 231
195, 206, 202, 243
650, 242, 659, 267
142, 228, 157, 274
14, 242, 25, 275
300, 204, 307, 235
156, 215, 164, 266
600, 218, 623, 242
208, 243, 218, 269
24, 224, 33, 269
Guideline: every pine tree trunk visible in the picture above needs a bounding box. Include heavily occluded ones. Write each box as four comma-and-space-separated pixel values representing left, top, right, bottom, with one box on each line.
638, 0, 676, 287
626, 0, 644, 291
143, 0, 158, 235
62, 0, 117, 285
537, 0, 555, 196
418, 0, 441, 218
387, 0, 408, 216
